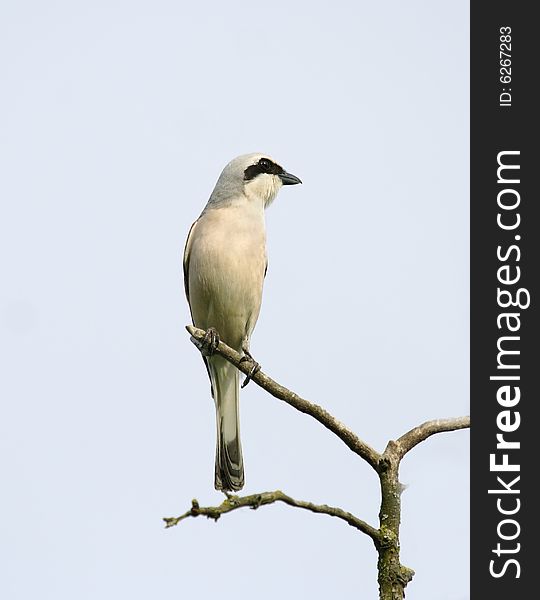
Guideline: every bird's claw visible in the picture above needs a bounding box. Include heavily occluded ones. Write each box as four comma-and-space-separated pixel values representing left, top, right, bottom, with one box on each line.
201, 327, 220, 356
240, 358, 261, 388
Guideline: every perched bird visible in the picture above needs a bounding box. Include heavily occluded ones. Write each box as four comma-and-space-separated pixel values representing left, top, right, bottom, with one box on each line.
183, 153, 301, 491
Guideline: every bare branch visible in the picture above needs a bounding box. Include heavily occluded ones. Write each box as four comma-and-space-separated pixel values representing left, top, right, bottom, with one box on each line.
186, 325, 380, 469
392, 416, 470, 460
164, 490, 381, 543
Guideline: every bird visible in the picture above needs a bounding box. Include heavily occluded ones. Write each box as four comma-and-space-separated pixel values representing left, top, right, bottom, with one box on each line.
183, 153, 302, 491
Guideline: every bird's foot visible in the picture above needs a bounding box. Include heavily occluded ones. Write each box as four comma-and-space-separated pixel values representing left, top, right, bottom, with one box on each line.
200, 327, 220, 356
241, 347, 254, 361
240, 354, 261, 388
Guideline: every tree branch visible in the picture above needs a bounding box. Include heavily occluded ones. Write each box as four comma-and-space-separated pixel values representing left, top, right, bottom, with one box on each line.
164, 490, 381, 543
392, 416, 470, 460
181, 326, 470, 599
186, 325, 380, 470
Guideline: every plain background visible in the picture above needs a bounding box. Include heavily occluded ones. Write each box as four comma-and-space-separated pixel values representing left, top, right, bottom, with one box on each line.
0, 1, 469, 598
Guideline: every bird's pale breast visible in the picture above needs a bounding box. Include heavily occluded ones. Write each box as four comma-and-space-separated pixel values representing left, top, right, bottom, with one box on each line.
187, 205, 266, 350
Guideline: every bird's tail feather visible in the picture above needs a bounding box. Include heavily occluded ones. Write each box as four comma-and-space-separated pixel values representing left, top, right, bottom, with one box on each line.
209, 355, 244, 491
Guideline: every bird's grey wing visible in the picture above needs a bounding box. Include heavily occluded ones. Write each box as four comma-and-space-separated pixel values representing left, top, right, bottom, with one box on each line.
182, 218, 215, 397
182, 219, 198, 318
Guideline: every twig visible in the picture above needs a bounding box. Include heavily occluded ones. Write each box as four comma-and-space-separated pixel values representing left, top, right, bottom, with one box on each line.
163, 490, 381, 543
186, 325, 381, 470
392, 416, 471, 460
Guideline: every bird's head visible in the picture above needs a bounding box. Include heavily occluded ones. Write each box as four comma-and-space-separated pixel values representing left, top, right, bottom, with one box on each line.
208, 153, 302, 209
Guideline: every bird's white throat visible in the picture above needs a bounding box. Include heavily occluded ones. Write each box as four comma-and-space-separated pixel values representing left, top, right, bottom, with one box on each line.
244, 174, 282, 209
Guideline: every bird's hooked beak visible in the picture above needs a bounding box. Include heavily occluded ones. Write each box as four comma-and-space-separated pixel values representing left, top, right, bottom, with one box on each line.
278, 170, 302, 186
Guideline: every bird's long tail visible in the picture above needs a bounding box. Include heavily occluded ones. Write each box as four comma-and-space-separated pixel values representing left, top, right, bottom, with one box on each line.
208, 355, 244, 491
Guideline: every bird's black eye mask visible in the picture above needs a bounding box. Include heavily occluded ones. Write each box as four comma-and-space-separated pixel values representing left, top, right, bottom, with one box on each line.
244, 158, 284, 181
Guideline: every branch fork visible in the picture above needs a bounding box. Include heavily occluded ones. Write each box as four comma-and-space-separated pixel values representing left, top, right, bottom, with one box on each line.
171, 326, 470, 600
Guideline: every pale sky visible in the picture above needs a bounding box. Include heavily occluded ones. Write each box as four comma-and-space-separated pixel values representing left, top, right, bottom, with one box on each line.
1, 1, 469, 598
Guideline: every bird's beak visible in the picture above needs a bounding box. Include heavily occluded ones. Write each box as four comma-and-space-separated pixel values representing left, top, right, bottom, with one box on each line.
278, 171, 302, 185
